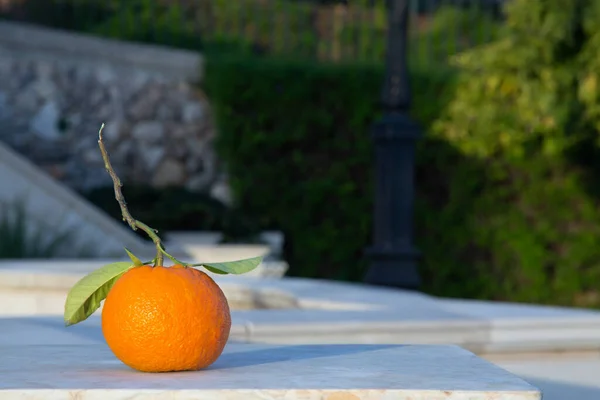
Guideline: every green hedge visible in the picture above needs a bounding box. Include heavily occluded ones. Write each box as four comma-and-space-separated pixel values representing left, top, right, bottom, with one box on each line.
429, 0, 600, 307
204, 57, 459, 283
205, 49, 600, 308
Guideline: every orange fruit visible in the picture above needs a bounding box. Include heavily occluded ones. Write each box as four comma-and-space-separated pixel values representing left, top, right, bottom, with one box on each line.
101, 264, 231, 373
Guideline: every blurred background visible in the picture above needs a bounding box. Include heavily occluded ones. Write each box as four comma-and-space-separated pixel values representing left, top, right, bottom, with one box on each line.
0, 0, 502, 63
0, 0, 599, 309
2, 1, 600, 398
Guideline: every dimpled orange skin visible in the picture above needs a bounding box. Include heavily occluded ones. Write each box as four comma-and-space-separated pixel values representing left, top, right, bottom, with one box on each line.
101, 264, 231, 373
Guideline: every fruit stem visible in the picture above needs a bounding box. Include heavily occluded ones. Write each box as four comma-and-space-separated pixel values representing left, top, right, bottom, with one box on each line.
98, 123, 164, 266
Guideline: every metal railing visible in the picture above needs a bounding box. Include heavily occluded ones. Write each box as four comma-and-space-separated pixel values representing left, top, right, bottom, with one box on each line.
0, 0, 504, 64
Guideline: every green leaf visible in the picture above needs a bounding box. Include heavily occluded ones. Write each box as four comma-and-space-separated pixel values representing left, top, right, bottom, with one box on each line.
203, 265, 229, 275
64, 261, 134, 327
124, 247, 143, 266
194, 255, 264, 275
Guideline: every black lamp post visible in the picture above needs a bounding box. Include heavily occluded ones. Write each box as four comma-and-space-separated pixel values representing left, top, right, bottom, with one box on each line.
363, 0, 421, 290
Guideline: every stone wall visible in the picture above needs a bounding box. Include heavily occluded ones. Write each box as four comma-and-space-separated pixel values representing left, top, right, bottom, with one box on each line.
0, 22, 230, 202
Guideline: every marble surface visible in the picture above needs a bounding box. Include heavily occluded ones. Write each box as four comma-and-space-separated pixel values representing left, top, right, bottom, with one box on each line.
497, 355, 600, 399
0, 343, 541, 400
2, 260, 600, 355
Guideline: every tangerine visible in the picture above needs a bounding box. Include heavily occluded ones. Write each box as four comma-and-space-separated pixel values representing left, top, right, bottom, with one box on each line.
101, 264, 231, 373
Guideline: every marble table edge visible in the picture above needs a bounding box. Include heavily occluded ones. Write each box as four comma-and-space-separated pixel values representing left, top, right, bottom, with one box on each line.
0, 343, 543, 400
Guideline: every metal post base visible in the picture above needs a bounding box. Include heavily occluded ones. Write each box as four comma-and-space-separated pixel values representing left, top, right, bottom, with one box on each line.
364, 247, 421, 290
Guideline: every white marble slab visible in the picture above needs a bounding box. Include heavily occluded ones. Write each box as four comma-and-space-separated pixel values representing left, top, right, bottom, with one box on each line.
3, 260, 600, 354
0, 343, 541, 400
